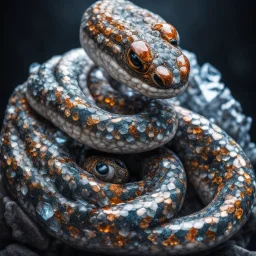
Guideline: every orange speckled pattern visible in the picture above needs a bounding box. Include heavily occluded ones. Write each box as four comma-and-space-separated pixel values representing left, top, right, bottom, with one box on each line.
80, 0, 190, 98
0, 0, 255, 255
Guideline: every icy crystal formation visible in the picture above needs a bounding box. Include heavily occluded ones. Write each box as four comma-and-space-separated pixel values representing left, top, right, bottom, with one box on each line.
175, 50, 256, 168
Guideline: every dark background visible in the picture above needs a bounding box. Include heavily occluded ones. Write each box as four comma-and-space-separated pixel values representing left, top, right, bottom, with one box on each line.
3, 0, 256, 252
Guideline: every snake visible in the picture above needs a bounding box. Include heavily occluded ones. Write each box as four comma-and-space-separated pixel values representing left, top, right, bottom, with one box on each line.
1, 0, 255, 255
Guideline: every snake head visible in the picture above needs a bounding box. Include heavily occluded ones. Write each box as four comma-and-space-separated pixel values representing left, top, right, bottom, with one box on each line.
82, 156, 129, 184
80, 0, 190, 99
125, 24, 190, 97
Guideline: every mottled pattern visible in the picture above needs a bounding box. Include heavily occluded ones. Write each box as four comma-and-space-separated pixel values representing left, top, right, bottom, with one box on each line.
80, 0, 190, 98
26, 50, 177, 153
0, 0, 255, 255
174, 51, 256, 168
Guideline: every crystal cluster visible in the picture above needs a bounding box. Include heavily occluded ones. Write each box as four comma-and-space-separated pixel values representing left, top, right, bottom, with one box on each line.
175, 49, 256, 168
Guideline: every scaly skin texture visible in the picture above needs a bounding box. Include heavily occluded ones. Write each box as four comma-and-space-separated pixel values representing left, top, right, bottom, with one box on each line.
0, 0, 255, 255
80, 0, 190, 98
25, 50, 178, 154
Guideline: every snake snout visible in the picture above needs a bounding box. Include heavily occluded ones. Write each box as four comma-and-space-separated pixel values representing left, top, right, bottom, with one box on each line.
151, 52, 190, 93
176, 53, 190, 85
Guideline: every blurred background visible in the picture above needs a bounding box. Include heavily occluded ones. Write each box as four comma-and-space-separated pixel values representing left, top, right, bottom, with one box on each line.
3, 0, 256, 251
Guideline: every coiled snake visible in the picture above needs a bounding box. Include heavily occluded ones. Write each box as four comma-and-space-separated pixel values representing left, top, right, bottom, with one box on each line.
1, 0, 255, 255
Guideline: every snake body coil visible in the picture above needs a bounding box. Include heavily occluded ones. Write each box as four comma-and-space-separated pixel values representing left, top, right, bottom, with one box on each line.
1, 0, 255, 255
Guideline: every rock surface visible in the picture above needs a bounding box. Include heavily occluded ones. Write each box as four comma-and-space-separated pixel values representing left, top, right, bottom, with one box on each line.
3, 198, 50, 251
0, 244, 39, 256
0, 175, 12, 249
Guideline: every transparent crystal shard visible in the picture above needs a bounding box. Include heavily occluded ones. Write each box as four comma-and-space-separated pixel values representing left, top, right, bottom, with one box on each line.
199, 81, 224, 103
177, 50, 256, 169
201, 63, 222, 82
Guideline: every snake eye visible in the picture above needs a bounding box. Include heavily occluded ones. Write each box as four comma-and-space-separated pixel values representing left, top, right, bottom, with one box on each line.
170, 39, 178, 47
82, 156, 129, 184
127, 49, 147, 73
94, 162, 115, 181
127, 41, 153, 73
96, 163, 109, 175
129, 50, 143, 69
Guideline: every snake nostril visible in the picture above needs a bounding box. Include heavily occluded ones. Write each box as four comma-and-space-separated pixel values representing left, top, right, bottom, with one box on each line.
176, 55, 190, 83
153, 66, 173, 88
170, 39, 178, 47
153, 74, 165, 87
180, 66, 189, 83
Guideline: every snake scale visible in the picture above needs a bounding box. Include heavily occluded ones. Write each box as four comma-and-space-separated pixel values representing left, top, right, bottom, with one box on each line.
1, 0, 255, 255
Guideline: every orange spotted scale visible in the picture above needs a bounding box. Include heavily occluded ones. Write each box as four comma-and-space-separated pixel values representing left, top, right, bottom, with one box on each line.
0, 0, 255, 255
